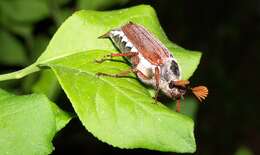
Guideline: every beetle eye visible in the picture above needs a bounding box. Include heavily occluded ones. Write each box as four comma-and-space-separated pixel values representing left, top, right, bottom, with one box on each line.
170, 60, 180, 77
169, 81, 175, 89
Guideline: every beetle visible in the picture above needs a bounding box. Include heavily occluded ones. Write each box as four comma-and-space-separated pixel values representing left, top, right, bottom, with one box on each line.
96, 22, 208, 112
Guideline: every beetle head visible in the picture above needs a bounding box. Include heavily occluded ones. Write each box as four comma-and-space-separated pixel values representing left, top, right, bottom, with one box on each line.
160, 59, 185, 98
160, 58, 208, 101
167, 80, 187, 99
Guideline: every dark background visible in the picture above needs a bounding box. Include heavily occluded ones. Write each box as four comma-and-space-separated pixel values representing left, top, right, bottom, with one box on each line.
0, 0, 259, 155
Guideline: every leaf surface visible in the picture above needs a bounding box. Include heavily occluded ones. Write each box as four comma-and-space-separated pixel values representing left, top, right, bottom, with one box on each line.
0, 89, 71, 155
47, 50, 196, 153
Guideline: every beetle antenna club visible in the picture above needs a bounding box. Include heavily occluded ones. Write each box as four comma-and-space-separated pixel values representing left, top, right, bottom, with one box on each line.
96, 22, 208, 112
191, 86, 208, 102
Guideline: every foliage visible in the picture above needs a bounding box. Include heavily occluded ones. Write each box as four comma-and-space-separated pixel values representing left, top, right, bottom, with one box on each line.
0, 1, 203, 154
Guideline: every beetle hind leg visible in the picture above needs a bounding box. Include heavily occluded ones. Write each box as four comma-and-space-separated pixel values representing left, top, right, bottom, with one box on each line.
96, 67, 148, 79
95, 52, 138, 63
96, 68, 133, 78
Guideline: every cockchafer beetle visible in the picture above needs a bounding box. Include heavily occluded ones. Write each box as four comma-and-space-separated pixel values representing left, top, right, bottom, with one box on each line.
96, 22, 208, 112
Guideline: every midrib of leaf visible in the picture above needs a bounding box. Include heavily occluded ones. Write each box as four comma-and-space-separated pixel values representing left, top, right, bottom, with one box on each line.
0, 63, 39, 81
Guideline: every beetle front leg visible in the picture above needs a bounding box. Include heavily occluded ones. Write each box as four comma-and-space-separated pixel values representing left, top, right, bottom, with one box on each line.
95, 52, 138, 63
176, 99, 181, 112
154, 66, 160, 103
96, 67, 149, 79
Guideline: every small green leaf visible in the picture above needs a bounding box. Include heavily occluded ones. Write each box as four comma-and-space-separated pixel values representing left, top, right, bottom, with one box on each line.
50, 100, 72, 132
0, 30, 28, 66
0, 89, 72, 155
46, 50, 196, 153
32, 70, 60, 100
235, 146, 254, 155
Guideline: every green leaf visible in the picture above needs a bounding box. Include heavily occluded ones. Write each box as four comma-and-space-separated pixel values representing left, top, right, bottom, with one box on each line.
0, 89, 72, 155
32, 70, 60, 100
52, 8, 73, 26
31, 35, 50, 62
0, 17, 33, 37
50, 100, 72, 132
77, 0, 128, 10
0, 0, 49, 23
0, 30, 28, 66
46, 50, 196, 153
235, 146, 254, 155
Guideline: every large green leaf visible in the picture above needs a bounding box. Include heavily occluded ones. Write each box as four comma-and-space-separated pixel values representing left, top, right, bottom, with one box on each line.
46, 50, 196, 153
0, 89, 71, 155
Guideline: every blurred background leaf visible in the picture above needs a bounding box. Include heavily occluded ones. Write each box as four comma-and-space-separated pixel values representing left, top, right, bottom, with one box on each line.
0, 30, 28, 66
235, 146, 254, 155
0, 0, 49, 23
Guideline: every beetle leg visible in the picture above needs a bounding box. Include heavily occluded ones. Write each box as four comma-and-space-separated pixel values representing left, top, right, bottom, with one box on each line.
133, 68, 150, 80
96, 68, 133, 78
176, 99, 181, 112
154, 67, 160, 102
96, 67, 149, 79
110, 52, 138, 57
95, 52, 138, 63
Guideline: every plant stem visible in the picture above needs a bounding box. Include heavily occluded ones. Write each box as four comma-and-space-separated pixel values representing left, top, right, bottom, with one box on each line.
0, 64, 40, 81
